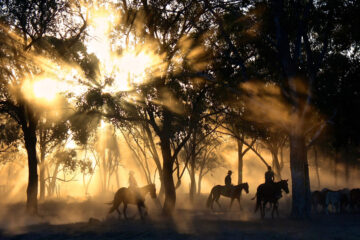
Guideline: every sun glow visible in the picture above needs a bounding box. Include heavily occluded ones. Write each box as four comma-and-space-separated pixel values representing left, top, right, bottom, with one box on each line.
32, 78, 59, 101
86, 5, 166, 93
21, 77, 60, 103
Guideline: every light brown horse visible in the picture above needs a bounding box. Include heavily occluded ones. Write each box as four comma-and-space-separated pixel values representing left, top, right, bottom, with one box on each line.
206, 183, 249, 210
108, 184, 156, 219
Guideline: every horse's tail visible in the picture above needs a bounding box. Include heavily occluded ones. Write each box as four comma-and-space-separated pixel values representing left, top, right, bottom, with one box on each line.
108, 190, 121, 214
206, 188, 214, 208
108, 204, 116, 214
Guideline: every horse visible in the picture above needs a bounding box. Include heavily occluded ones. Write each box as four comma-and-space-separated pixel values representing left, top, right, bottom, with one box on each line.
350, 188, 360, 212
311, 190, 327, 213
253, 179, 289, 219
339, 188, 350, 212
206, 182, 249, 210
108, 184, 156, 220
325, 190, 342, 214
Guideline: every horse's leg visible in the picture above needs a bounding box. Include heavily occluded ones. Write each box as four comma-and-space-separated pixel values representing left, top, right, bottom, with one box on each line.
123, 203, 128, 219
261, 201, 267, 219
143, 204, 148, 216
237, 197, 241, 210
116, 207, 122, 219
275, 202, 279, 217
325, 203, 329, 215
212, 193, 220, 210
215, 196, 222, 210
259, 200, 263, 218
210, 194, 214, 210
336, 202, 340, 214
229, 198, 234, 210
137, 204, 144, 220
271, 201, 279, 219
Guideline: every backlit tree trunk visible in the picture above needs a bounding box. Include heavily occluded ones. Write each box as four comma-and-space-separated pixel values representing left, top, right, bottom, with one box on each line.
197, 171, 203, 195
39, 149, 46, 201
313, 146, 321, 188
271, 149, 282, 180
21, 113, 39, 215
160, 135, 176, 215
289, 131, 311, 218
144, 124, 164, 195
237, 139, 243, 184
189, 161, 196, 202
189, 131, 197, 203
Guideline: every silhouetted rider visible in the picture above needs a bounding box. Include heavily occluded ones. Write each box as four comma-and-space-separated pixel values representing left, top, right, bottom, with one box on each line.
265, 166, 275, 184
225, 170, 232, 186
225, 170, 233, 195
265, 166, 281, 199
128, 170, 143, 202
129, 171, 138, 188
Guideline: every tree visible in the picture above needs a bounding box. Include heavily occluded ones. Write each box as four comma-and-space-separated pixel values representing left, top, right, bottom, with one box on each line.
0, 0, 86, 214
96, 124, 121, 193
204, 0, 359, 218
46, 149, 78, 198
75, 0, 218, 215
37, 116, 70, 200
120, 122, 158, 185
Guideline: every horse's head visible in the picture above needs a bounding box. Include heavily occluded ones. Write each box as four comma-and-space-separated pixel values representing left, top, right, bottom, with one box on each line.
243, 182, 249, 194
149, 184, 157, 199
281, 179, 289, 194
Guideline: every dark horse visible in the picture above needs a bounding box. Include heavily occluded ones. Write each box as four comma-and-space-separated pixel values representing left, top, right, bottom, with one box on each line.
108, 184, 156, 219
206, 182, 249, 210
253, 180, 289, 219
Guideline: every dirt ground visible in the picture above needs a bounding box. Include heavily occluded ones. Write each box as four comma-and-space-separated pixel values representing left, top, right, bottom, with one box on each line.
0, 194, 359, 240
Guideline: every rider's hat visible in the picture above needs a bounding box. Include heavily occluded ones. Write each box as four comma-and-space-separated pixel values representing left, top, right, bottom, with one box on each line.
228, 170, 232, 174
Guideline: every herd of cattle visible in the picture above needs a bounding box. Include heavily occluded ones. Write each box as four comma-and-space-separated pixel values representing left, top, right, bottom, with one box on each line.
312, 188, 360, 214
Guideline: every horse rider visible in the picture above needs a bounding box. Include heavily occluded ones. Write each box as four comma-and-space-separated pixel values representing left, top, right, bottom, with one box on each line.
225, 170, 233, 195
129, 171, 142, 201
129, 170, 138, 188
265, 166, 275, 184
265, 166, 282, 199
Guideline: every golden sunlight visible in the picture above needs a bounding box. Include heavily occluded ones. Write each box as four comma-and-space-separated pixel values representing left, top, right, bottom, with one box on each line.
105, 50, 163, 93
32, 78, 59, 101
21, 78, 60, 103
85, 5, 165, 93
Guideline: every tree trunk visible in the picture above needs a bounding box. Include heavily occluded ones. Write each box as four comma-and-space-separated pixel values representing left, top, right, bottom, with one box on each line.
39, 149, 46, 201
160, 136, 176, 215
189, 131, 197, 203
313, 146, 321, 188
334, 150, 340, 186
39, 162, 45, 201
22, 122, 38, 215
271, 149, 282, 180
48, 162, 60, 197
144, 124, 164, 196
237, 139, 243, 184
197, 172, 203, 195
289, 132, 311, 218
189, 162, 196, 203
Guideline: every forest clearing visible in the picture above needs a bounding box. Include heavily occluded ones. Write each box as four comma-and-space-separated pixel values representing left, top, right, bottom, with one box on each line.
1, 0, 359, 239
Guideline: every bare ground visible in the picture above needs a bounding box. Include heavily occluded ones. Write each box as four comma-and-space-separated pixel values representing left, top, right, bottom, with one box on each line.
0, 195, 359, 240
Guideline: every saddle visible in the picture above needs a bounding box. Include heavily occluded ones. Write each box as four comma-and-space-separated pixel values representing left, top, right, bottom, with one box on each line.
259, 182, 281, 199
129, 187, 144, 202
224, 184, 234, 196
